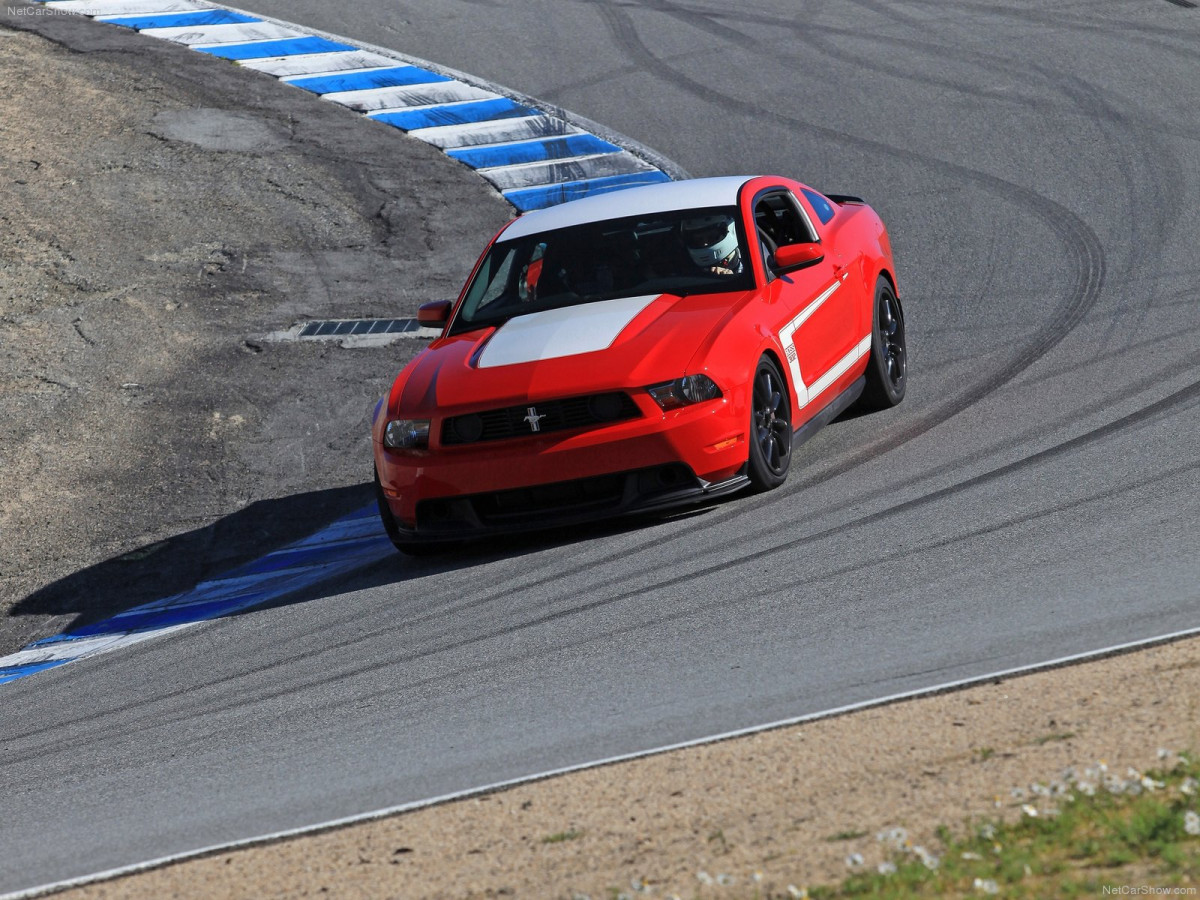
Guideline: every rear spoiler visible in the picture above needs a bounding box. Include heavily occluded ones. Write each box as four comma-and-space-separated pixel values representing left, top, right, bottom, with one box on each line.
826, 193, 866, 205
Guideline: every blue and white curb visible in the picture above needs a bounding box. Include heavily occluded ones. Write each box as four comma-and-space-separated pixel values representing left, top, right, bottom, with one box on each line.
30, 0, 684, 211
0, 506, 392, 686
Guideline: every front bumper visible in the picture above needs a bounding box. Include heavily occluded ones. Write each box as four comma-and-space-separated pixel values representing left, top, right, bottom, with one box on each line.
375, 394, 750, 536
386, 463, 749, 542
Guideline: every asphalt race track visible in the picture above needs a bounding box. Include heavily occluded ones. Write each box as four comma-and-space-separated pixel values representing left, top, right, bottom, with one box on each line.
4, 0, 1200, 892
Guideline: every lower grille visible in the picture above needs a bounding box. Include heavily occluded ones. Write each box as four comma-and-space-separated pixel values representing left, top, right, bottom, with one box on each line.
415, 463, 697, 530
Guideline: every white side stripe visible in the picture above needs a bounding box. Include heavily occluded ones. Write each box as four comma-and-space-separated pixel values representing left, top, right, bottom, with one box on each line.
776, 275, 845, 405
805, 334, 872, 405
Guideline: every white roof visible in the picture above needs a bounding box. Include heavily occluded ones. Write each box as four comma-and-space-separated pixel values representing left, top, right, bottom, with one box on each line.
500, 175, 755, 240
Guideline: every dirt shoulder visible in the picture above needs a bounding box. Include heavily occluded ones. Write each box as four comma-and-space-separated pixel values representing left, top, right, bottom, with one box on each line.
3, 11, 1196, 900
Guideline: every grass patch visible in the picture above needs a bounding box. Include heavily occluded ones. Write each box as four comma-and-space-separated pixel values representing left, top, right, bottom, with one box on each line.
542, 828, 583, 844
798, 754, 1200, 898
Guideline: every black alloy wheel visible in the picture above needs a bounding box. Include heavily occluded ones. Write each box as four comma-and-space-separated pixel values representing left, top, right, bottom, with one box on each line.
859, 278, 907, 410
747, 355, 792, 492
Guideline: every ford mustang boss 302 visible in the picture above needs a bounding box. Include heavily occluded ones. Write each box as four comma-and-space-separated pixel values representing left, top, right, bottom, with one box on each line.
372, 175, 906, 553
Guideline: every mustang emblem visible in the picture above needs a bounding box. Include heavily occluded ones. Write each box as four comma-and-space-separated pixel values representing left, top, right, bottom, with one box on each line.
524, 407, 547, 432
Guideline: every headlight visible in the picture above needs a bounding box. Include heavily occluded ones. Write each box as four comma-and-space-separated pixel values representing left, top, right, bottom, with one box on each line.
647, 374, 723, 410
384, 418, 431, 449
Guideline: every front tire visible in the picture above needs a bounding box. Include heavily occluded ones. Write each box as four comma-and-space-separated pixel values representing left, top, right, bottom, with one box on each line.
859, 278, 907, 410
747, 355, 792, 492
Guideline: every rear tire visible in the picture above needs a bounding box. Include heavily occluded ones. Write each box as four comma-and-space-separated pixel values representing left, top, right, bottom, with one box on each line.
858, 278, 907, 410
746, 355, 792, 492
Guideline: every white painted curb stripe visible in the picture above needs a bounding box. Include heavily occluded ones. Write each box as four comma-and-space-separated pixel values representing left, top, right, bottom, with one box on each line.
6, 624, 1200, 900
142, 20, 299, 44
322, 82, 496, 112
239, 49, 396, 77
413, 117, 581, 150
277, 63, 398, 82
482, 152, 657, 192
28, 0, 684, 211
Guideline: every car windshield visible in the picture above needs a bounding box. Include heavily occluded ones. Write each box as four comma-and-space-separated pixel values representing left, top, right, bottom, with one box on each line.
450, 206, 754, 334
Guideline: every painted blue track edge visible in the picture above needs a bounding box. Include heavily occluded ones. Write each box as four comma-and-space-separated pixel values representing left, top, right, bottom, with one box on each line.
0, 505, 393, 686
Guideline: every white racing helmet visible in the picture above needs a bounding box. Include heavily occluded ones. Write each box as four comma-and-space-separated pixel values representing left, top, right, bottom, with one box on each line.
681, 214, 739, 267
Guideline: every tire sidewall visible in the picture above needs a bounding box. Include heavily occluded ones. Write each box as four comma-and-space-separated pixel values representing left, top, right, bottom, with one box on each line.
746, 355, 792, 492
868, 280, 906, 406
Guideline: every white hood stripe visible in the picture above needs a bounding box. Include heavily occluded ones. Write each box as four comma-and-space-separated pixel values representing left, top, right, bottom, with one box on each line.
476, 294, 660, 368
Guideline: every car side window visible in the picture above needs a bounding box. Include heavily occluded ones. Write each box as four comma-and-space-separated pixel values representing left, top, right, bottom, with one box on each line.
755, 193, 815, 247
754, 191, 817, 276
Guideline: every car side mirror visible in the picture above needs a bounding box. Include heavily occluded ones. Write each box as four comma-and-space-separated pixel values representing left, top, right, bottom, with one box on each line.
772, 242, 825, 272
417, 300, 452, 327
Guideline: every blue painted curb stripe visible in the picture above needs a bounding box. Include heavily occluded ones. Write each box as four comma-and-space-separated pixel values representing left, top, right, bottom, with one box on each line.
103, 9, 258, 29
370, 97, 538, 131
236, 536, 380, 575
42, 593, 271, 642
447, 133, 622, 170
0, 505, 394, 685
287, 66, 449, 95
504, 170, 674, 212
196, 36, 355, 59
0, 660, 70, 685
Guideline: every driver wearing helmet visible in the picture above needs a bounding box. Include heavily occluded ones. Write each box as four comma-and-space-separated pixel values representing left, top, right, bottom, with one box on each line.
681, 214, 742, 275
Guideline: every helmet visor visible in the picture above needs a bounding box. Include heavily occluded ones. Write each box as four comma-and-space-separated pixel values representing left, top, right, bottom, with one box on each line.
682, 219, 732, 249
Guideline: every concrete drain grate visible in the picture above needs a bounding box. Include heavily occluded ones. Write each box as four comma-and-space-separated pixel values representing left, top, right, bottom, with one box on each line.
300, 318, 421, 338
262, 317, 443, 347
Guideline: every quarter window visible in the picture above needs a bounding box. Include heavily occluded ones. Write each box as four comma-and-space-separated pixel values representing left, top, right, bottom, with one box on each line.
801, 188, 836, 225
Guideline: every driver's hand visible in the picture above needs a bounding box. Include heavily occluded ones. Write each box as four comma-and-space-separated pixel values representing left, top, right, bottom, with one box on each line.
709, 266, 735, 275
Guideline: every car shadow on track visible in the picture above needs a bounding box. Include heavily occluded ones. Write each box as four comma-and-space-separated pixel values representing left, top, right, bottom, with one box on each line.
10, 482, 378, 636
234, 502, 729, 623
10, 482, 727, 644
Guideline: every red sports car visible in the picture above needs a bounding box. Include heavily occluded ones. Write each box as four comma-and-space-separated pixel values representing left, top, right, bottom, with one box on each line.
372, 175, 905, 552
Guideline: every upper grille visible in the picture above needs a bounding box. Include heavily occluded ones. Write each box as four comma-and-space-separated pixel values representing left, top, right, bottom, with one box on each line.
441, 391, 640, 445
